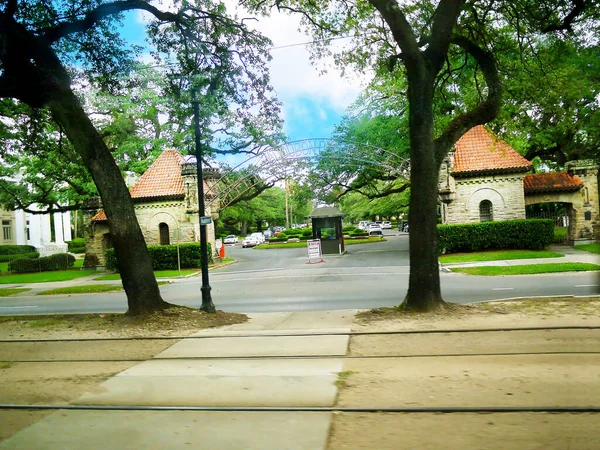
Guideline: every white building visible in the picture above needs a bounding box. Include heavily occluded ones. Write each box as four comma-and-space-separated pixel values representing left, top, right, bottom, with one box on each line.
0, 206, 71, 256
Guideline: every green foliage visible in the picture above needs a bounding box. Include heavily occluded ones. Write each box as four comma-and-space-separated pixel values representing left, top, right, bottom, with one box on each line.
0, 252, 39, 262
8, 253, 76, 273
105, 243, 212, 272
301, 228, 313, 237
437, 220, 555, 254
0, 245, 37, 255
66, 238, 85, 251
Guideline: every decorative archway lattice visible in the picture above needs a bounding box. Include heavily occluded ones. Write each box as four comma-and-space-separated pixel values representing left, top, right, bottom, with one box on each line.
205, 138, 410, 210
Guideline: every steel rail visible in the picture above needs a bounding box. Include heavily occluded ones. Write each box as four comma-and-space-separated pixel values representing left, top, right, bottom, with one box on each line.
1, 404, 599, 413
2, 351, 600, 364
0, 325, 598, 343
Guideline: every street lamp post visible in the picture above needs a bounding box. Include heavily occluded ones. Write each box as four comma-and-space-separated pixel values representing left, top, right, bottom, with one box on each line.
192, 87, 216, 313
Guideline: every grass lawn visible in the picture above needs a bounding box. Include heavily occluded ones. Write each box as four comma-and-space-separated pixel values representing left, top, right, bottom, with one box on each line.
37, 281, 169, 295
0, 269, 97, 284
0, 288, 31, 296
94, 269, 198, 281
255, 237, 385, 249
452, 262, 600, 276
439, 249, 564, 264
574, 243, 600, 255
37, 284, 125, 295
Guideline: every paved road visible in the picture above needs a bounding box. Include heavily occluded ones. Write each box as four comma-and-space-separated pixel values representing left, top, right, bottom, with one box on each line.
0, 234, 598, 315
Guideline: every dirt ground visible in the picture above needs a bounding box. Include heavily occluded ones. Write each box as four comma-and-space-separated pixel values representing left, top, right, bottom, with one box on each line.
328, 296, 600, 450
1, 298, 600, 448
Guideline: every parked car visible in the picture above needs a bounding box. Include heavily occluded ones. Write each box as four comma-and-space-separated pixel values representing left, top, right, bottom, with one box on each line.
223, 235, 238, 244
241, 236, 260, 248
367, 222, 383, 235
399, 221, 409, 233
381, 221, 392, 229
358, 220, 369, 230
250, 232, 265, 243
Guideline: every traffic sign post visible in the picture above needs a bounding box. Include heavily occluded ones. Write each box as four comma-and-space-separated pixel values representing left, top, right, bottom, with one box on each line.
307, 239, 324, 264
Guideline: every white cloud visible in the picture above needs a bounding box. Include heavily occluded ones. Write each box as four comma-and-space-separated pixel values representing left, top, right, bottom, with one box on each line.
249, 11, 366, 111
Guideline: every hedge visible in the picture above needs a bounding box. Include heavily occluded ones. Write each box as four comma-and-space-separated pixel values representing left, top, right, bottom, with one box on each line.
105, 242, 212, 272
9, 253, 76, 273
0, 252, 39, 263
437, 219, 554, 254
0, 245, 37, 255
66, 238, 85, 252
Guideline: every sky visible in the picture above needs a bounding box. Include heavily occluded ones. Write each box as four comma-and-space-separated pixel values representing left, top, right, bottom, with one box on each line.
120, 5, 366, 144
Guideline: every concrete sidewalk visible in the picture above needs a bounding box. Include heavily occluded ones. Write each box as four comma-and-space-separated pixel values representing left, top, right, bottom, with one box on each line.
0, 310, 357, 450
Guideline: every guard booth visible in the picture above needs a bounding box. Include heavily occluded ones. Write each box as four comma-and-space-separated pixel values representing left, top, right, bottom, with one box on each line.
308, 206, 345, 255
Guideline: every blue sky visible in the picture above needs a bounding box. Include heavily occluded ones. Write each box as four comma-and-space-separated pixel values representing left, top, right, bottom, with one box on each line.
119, 7, 363, 144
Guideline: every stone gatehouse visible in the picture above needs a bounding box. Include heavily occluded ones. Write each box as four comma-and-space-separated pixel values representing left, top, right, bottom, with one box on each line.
439, 126, 599, 244
84, 149, 220, 265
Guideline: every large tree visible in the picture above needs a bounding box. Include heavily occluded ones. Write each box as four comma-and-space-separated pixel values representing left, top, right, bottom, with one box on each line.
0, 1, 280, 314
246, 0, 598, 311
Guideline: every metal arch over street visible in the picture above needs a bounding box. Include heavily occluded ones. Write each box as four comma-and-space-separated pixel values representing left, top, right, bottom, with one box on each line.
205, 138, 410, 210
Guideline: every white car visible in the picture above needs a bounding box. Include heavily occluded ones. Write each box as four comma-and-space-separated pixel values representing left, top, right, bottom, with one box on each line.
358, 221, 369, 230
241, 236, 260, 248
381, 221, 392, 229
223, 235, 238, 244
367, 222, 383, 235
250, 232, 265, 243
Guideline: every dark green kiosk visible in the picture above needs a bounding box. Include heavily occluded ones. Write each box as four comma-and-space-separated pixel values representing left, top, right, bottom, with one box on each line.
308, 206, 346, 255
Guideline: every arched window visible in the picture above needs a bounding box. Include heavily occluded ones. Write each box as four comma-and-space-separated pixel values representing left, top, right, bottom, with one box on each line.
479, 200, 493, 222
159, 222, 170, 245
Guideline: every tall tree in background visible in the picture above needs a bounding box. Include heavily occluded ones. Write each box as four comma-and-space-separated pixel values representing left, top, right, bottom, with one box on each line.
0, 1, 281, 315
246, 0, 598, 311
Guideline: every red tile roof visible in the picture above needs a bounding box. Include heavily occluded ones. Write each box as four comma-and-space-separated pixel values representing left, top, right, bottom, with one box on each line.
524, 172, 583, 193
91, 211, 107, 222
92, 150, 209, 222
129, 149, 186, 199
452, 126, 532, 176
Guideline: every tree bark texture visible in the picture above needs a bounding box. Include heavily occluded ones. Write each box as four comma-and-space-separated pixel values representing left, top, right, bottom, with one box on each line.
47, 87, 169, 315
403, 69, 446, 312
0, 15, 168, 315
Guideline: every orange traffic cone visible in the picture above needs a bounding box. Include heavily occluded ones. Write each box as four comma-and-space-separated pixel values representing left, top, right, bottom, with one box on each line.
219, 244, 225, 258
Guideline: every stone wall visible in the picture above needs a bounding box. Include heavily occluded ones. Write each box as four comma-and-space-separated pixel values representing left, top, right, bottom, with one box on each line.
566, 161, 599, 243
443, 173, 527, 224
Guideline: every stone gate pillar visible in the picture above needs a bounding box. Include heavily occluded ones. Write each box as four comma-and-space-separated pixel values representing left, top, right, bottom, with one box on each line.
566, 160, 599, 244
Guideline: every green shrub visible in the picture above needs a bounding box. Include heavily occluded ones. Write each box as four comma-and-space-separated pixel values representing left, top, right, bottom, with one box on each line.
301, 228, 313, 237
83, 253, 100, 268
69, 247, 86, 254
0, 245, 37, 255
343, 226, 360, 233
66, 238, 85, 252
269, 236, 289, 243
437, 219, 554, 254
9, 253, 75, 273
0, 252, 39, 262
105, 242, 212, 272
349, 230, 368, 237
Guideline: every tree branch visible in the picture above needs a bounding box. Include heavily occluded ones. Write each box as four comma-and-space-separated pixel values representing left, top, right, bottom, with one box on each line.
424, 0, 465, 74
542, 0, 586, 33
433, 35, 501, 165
368, 0, 422, 65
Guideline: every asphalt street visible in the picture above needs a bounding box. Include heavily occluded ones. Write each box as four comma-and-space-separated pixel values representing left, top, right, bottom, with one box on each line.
0, 233, 598, 315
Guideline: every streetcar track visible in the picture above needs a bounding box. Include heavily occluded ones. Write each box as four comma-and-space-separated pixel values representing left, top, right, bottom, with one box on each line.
1, 404, 599, 413
2, 350, 599, 364
0, 325, 598, 343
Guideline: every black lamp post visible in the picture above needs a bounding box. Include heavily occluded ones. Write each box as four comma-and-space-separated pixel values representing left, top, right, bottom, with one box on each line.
192, 87, 216, 313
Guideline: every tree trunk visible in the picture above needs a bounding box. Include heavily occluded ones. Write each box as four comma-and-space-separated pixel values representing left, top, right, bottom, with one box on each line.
47, 86, 169, 315
403, 71, 446, 312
